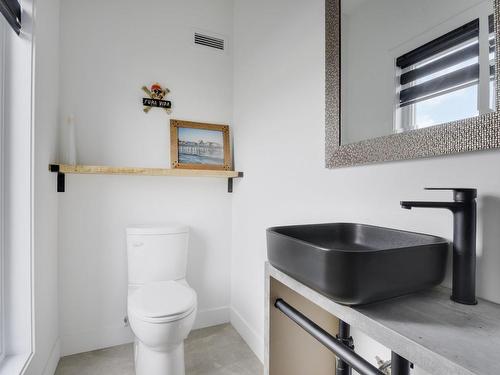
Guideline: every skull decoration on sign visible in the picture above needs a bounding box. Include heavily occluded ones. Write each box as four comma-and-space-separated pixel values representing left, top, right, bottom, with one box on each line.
150, 84, 168, 100
142, 83, 173, 114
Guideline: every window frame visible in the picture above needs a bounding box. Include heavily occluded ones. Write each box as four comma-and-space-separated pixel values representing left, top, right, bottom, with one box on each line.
0, 13, 5, 365
0, 1, 35, 372
0, 12, 6, 363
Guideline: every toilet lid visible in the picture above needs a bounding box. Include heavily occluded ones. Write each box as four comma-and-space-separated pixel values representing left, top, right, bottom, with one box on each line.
128, 281, 196, 319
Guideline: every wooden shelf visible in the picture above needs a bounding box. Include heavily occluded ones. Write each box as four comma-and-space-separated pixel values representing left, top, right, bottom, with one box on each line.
49, 164, 244, 193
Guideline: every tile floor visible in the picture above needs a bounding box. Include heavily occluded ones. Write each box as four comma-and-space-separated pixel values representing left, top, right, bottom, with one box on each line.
55, 324, 263, 375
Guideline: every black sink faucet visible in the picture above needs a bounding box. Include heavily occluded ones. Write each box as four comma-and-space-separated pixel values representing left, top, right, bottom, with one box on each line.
401, 188, 477, 305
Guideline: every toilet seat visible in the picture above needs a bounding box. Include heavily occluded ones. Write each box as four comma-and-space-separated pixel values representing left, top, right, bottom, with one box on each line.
128, 281, 197, 323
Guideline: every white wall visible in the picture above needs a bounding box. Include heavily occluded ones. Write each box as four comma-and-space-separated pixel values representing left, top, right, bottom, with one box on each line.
232, 0, 500, 373
58, 0, 234, 356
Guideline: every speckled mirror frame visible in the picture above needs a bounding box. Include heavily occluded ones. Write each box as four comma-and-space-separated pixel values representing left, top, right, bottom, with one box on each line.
326, 0, 500, 168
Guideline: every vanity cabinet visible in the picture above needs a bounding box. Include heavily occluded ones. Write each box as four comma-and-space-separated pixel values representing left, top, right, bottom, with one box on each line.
266, 263, 500, 375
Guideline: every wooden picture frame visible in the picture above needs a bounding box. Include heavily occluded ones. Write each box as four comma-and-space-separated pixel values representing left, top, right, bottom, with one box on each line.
170, 119, 232, 171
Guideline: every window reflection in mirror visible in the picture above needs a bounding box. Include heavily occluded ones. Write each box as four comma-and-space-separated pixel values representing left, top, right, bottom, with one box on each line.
340, 0, 496, 145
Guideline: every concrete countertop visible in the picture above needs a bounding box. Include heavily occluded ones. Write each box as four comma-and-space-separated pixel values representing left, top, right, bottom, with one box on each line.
266, 263, 500, 375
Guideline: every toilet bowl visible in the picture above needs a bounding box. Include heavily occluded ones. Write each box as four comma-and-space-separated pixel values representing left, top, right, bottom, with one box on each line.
128, 280, 197, 375
126, 225, 196, 375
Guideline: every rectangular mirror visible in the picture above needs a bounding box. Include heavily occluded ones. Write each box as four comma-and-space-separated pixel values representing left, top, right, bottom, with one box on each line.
326, 0, 500, 167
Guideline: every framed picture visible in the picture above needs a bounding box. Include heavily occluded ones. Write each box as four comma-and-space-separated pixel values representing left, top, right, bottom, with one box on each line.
170, 119, 232, 171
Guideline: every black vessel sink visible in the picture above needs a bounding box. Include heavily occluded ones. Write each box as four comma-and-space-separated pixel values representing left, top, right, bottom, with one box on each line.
267, 223, 449, 305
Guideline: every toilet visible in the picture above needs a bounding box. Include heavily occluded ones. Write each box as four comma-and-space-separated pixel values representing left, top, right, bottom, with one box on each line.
126, 225, 197, 375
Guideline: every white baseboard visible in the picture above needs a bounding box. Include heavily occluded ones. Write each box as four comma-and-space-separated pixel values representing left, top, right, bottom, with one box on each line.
194, 306, 231, 330
42, 339, 61, 375
61, 306, 231, 357
230, 308, 264, 363
61, 325, 134, 357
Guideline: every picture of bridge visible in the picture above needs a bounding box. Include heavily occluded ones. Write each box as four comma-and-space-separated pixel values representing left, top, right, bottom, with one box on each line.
178, 128, 225, 165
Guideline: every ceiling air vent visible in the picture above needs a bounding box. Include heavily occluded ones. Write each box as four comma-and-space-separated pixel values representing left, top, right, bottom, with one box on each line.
194, 32, 225, 51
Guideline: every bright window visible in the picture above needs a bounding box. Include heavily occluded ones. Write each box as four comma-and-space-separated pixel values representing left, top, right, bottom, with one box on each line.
396, 15, 496, 131
0, 1, 34, 372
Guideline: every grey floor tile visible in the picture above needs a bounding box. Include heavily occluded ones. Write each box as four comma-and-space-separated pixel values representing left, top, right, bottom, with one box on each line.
55, 324, 263, 375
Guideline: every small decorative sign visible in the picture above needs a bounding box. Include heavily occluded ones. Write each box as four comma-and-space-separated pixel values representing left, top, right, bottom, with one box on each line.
142, 83, 172, 114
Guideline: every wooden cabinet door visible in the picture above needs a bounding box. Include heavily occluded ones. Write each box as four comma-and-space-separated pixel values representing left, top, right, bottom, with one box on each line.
269, 278, 339, 375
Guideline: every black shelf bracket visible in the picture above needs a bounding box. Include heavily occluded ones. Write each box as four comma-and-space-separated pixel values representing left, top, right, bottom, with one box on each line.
228, 172, 244, 193
49, 164, 65, 193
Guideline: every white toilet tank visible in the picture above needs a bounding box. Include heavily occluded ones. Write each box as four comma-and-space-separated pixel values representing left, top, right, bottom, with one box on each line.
126, 225, 189, 286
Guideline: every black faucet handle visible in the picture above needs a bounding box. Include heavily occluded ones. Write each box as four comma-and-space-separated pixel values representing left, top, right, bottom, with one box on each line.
424, 188, 477, 201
